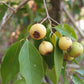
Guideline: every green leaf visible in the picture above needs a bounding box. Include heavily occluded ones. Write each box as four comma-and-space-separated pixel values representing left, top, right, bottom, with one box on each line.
34, 39, 42, 49
54, 24, 77, 41
44, 28, 51, 41
43, 51, 54, 69
27, 24, 32, 32
0, 4, 7, 20
75, 70, 84, 77
19, 40, 44, 84
43, 60, 48, 73
54, 36, 63, 84
1, 40, 24, 84
72, 74, 84, 84
73, 59, 80, 65
61, 62, 69, 84
46, 68, 56, 84
13, 79, 26, 84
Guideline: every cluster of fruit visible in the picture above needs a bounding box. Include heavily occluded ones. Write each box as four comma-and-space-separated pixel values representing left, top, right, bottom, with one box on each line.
29, 23, 83, 61
59, 37, 83, 61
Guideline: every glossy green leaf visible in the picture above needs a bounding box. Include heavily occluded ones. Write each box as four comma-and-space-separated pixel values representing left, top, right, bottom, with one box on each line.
46, 68, 56, 84
43, 60, 48, 73
27, 24, 32, 32
73, 59, 80, 65
61, 62, 69, 84
54, 24, 77, 41
43, 51, 54, 69
54, 37, 63, 84
1, 40, 24, 84
44, 28, 51, 41
75, 70, 84, 77
13, 79, 26, 84
19, 40, 44, 84
72, 74, 84, 84
34, 39, 42, 49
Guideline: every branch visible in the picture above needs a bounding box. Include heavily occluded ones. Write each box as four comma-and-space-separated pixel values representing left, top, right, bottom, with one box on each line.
42, 0, 60, 34
66, 64, 80, 69
0, 1, 15, 12
1, 0, 11, 25
63, 7, 84, 38
43, 0, 52, 33
0, 0, 29, 30
40, 17, 47, 24
45, 75, 53, 84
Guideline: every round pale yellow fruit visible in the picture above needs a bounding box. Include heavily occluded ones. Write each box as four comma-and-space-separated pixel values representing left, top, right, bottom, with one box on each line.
29, 23, 46, 40
39, 41, 53, 56
68, 42, 83, 58
80, 39, 84, 52
80, 39, 84, 45
58, 36, 72, 50
63, 53, 74, 61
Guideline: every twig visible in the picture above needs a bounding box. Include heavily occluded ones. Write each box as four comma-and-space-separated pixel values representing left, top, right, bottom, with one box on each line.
0, 1, 15, 12
1, 0, 11, 26
43, 0, 53, 33
50, 17, 60, 25
2, 9, 9, 25
0, 0, 29, 30
40, 17, 47, 23
43, 0, 60, 33
45, 75, 53, 84
66, 64, 80, 69
43, 0, 50, 18
63, 7, 84, 38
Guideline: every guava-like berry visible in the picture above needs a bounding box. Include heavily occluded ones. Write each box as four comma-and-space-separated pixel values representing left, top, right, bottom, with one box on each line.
68, 42, 83, 57
58, 36, 72, 50
29, 23, 46, 40
81, 39, 84, 45
39, 41, 53, 56
63, 53, 74, 61
81, 39, 84, 52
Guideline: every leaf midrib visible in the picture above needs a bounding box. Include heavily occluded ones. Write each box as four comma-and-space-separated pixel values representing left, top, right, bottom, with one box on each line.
27, 40, 33, 84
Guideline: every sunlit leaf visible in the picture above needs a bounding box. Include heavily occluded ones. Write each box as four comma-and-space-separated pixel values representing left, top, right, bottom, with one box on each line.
1, 40, 24, 84
13, 79, 26, 84
54, 36, 63, 84
55, 31, 62, 38
54, 24, 77, 41
46, 68, 56, 84
72, 74, 84, 84
50, 34, 56, 46
19, 40, 44, 84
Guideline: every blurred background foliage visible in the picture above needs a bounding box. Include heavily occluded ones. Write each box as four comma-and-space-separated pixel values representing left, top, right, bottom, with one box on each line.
0, 0, 84, 84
